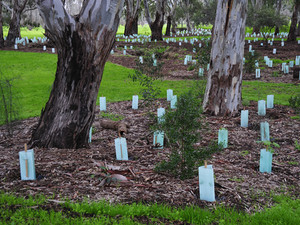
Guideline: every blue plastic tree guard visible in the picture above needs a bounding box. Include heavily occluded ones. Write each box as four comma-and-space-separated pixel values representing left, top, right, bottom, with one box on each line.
259, 149, 272, 173
199, 165, 215, 202
241, 110, 248, 128
132, 95, 138, 109
100, 97, 106, 111
258, 100, 266, 116
153, 131, 164, 149
218, 129, 228, 148
171, 95, 177, 109
260, 122, 270, 141
114, 137, 128, 160
19, 149, 36, 180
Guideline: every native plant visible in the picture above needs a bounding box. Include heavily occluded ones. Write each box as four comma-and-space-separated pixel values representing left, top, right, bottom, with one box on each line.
128, 48, 164, 107
154, 88, 222, 179
0, 71, 21, 136
244, 51, 261, 74
257, 141, 280, 154
288, 93, 300, 119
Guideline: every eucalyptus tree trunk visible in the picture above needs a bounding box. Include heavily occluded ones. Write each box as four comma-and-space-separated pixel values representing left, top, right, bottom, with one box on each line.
6, 0, 28, 47
29, 0, 124, 149
166, 15, 172, 36
124, 0, 140, 36
144, 0, 165, 40
250, 0, 262, 33
275, 0, 282, 35
287, 0, 300, 42
185, 0, 191, 32
203, 0, 247, 116
0, 0, 4, 48
166, 0, 177, 36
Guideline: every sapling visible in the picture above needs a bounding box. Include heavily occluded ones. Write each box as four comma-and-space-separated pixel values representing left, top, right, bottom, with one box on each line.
257, 141, 280, 154
0, 72, 21, 136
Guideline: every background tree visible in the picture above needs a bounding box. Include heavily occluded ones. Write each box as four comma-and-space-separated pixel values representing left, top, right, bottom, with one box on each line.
165, 0, 177, 36
29, 0, 124, 149
0, 0, 4, 48
5, 0, 28, 47
144, 0, 166, 40
124, 0, 140, 36
287, 0, 300, 42
202, 0, 248, 116
190, 0, 217, 27
247, 4, 287, 48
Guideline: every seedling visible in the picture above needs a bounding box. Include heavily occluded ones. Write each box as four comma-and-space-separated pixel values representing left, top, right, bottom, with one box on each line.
257, 140, 280, 154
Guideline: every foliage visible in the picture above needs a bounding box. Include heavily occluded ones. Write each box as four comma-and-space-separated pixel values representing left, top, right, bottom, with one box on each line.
190, 0, 217, 26
244, 51, 261, 73
294, 140, 300, 151
0, 71, 21, 135
288, 92, 300, 117
195, 40, 211, 68
128, 48, 164, 106
247, 5, 288, 48
257, 141, 280, 153
153, 88, 222, 179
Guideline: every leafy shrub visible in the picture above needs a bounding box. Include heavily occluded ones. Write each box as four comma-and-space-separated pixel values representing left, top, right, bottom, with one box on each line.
289, 93, 300, 118
244, 51, 261, 73
154, 88, 222, 179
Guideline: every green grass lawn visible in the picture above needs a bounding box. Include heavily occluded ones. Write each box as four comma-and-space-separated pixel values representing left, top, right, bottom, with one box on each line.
1, 192, 299, 224
0, 50, 298, 122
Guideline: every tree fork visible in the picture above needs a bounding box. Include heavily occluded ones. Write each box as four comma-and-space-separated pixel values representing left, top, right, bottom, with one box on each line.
29, 0, 124, 149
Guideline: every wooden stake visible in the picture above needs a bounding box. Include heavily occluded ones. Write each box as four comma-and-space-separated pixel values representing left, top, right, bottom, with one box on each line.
155, 135, 157, 145
24, 144, 29, 178
119, 133, 123, 160
204, 160, 207, 168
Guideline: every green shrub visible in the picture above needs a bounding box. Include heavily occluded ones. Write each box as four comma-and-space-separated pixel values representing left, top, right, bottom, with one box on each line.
154, 89, 222, 179
288, 93, 300, 117
244, 51, 261, 73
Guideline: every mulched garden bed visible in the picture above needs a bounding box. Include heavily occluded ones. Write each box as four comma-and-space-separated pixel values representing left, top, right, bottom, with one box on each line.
0, 100, 299, 213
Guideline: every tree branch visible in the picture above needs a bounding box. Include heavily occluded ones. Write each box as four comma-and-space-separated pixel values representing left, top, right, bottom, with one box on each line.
133, 0, 140, 17
2, 2, 12, 12
36, 0, 75, 40
79, 0, 124, 40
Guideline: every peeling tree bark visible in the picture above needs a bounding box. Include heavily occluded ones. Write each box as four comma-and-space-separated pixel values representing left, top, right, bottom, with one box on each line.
144, 0, 165, 41
124, 0, 140, 36
287, 0, 300, 42
202, 0, 247, 116
6, 0, 28, 47
29, 0, 124, 149
0, 0, 4, 48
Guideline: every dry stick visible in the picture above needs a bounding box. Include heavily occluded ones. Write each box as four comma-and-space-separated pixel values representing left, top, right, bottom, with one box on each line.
204, 160, 207, 169
24, 143, 29, 177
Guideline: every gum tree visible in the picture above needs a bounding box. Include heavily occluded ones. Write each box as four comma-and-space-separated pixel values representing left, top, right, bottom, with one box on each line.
202, 0, 248, 116
124, 0, 140, 36
29, 0, 124, 149
287, 0, 300, 42
144, 0, 166, 40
